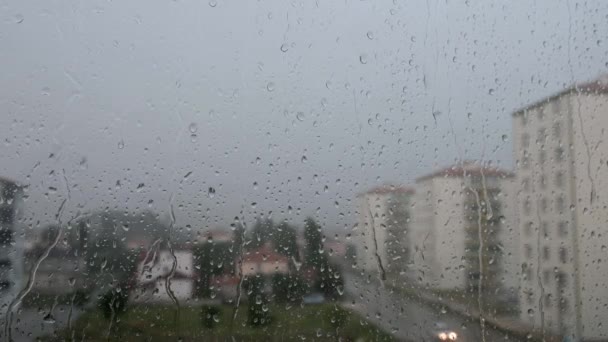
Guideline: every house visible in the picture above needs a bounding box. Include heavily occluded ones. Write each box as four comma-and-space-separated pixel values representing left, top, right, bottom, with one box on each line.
131, 248, 195, 304
512, 75, 608, 340
237, 243, 289, 277
209, 274, 240, 302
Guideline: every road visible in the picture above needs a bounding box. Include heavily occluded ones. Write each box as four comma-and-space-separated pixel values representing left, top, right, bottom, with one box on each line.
342, 272, 523, 342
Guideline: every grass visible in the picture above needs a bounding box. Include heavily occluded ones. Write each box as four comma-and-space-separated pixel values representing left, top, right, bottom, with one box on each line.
45, 302, 394, 341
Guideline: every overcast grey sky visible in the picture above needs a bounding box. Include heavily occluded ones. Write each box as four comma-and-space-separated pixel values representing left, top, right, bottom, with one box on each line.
1, 0, 607, 233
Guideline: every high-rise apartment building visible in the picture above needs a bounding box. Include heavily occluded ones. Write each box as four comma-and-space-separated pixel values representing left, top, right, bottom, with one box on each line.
512, 76, 608, 340
408, 162, 518, 298
353, 185, 414, 277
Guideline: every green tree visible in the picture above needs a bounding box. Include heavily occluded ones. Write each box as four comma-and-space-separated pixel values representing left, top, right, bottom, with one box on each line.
244, 275, 272, 327
271, 274, 308, 303
272, 221, 299, 261
249, 217, 274, 248
231, 220, 245, 251
201, 305, 221, 329
194, 241, 233, 298
316, 262, 344, 301
98, 286, 129, 333
303, 218, 324, 268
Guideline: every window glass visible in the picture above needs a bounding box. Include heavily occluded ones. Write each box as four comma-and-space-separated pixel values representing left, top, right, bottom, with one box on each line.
1, 1, 607, 341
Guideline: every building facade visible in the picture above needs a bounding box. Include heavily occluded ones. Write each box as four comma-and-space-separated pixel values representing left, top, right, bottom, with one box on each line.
512, 76, 608, 340
353, 185, 414, 277
408, 162, 518, 300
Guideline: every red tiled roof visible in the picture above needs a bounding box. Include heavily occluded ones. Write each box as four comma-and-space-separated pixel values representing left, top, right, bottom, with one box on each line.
416, 161, 513, 182
210, 275, 240, 286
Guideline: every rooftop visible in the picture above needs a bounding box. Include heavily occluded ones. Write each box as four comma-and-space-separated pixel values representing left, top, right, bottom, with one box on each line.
242, 244, 289, 264
357, 184, 415, 197
513, 74, 608, 116
416, 161, 513, 182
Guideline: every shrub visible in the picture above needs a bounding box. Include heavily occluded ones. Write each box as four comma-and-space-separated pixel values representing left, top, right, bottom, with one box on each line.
201, 305, 221, 329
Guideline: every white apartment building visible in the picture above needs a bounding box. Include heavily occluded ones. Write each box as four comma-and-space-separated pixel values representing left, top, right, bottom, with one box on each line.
353, 185, 414, 277
0, 177, 24, 315
408, 162, 518, 299
512, 76, 608, 341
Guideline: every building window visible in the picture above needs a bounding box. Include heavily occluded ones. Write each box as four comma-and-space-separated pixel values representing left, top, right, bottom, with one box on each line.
540, 175, 547, 190
525, 268, 533, 282
559, 247, 567, 264
558, 221, 568, 237
556, 272, 568, 289
544, 294, 552, 308
543, 246, 550, 260
556, 196, 565, 212
524, 221, 533, 236
540, 197, 548, 213
555, 147, 565, 162
555, 171, 564, 187
553, 122, 561, 140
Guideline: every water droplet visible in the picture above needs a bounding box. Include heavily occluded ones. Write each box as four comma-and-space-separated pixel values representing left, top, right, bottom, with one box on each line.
14, 14, 24, 24
136, 183, 145, 191
208, 187, 216, 198
366, 31, 374, 40
208, 0, 217, 7
118, 140, 124, 149
280, 43, 289, 52
488, 88, 495, 95
266, 82, 275, 92
43, 313, 56, 324
301, 155, 307, 163
501, 134, 508, 142
189, 123, 198, 133
122, 224, 130, 232
359, 54, 368, 64
296, 112, 305, 121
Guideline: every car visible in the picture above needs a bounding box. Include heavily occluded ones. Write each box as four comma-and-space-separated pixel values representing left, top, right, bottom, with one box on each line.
430, 322, 458, 341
